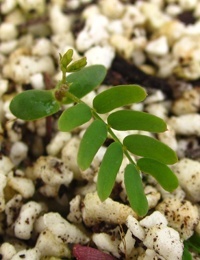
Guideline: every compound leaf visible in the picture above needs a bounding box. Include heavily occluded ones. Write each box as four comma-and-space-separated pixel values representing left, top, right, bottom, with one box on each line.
58, 103, 92, 132
108, 110, 167, 132
97, 142, 123, 201
93, 85, 147, 114
64, 65, 107, 103
124, 164, 148, 217
137, 158, 179, 192
9, 90, 60, 121
78, 120, 107, 170
123, 134, 178, 165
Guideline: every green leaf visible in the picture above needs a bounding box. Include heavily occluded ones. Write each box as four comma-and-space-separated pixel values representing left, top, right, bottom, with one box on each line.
184, 232, 200, 254
93, 85, 147, 114
10, 90, 60, 120
108, 110, 167, 132
182, 246, 193, 260
97, 142, 123, 201
64, 65, 107, 103
124, 164, 148, 217
60, 49, 73, 68
123, 134, 178, 165
137, 158, 179, 192
66, 57, 87, 72
58, 103, 92, 132
77, 120, 107, 170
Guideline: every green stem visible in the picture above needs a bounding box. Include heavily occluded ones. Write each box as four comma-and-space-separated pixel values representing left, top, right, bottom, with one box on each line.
61, 65, 67, 83
64, 91, 84, 104
65, 89, 136, 166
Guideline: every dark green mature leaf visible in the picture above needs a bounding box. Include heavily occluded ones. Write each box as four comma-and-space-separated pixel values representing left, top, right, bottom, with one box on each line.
124, 164, 148, 216
108, 110, 167, 132
58, 103, 92, 132
64, 65, 107, 103
182, 246, 192, 260
123, 134, 178, 165
97, 142, 123, 201
185, 232, 200, 254
93, 85, 147, 114
78, 120, 107, 170
137, 158, 179, 192
10, 90, 60, 120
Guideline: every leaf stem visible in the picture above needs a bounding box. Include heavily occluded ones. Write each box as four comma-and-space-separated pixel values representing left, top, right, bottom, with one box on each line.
64, 91, 83, 104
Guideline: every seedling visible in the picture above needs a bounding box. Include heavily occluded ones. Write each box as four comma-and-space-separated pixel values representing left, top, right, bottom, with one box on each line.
10, 49, 178, 217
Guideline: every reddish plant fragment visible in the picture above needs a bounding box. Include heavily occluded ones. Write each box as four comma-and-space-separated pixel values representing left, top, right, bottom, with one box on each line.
73, 244, 117, 260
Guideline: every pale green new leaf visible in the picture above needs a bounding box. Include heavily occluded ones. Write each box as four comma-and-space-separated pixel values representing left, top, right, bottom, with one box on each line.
97, 142, 123, 201
93, 85, 147, 114
78, 120, 107, 170
64, 65, 107, 103
66, 57, 87, 72
60, 49, 73, 68
123, 134, 178, 165
137, 158, 179, 192
124, 164, 148, 217
58, 103, 92, 132
108, 110, 167, 132
9, 90, 60, 120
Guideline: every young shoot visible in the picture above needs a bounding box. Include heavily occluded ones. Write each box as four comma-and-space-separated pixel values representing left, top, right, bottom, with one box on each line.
10, 49, 179, 217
